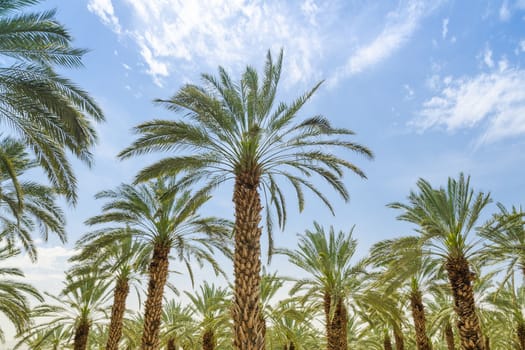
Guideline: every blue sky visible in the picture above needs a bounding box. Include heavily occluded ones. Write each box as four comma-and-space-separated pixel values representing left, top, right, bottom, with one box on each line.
5, 0, 525, 344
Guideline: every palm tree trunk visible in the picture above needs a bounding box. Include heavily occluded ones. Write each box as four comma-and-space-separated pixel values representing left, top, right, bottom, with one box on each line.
410, 289, 431, 350
484, 336, 490, 350
167, 338, 176, 350
106, 276, 130, 350
141, 243, 171, 350
232, 173, 264, 350
384, 333, 393, 350
393, 324, 405, 350
517, 322, 525, 350
74, 319, 91, 350
445, 256, 485, 350
203, 329, 215, 350
332, 298, 348, 350
324, 292, 334, 350
445, 322, 455, 350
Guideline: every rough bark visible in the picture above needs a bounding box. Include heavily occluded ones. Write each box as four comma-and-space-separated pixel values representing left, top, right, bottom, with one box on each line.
445, 255, 485, 350
384, 333, 393, 350
518, 322, 525, 350
410, 289, 432, 350
484, 336, 489, 350
106, 276, 130, 350
141, 244, 171, 350
167, 338, 176, 350
203, 329, 215, 350
445, 322, 456, 350
232, 172, 265, 350
325, 295, 347, 350
394, 325, 405, 350
73, 319, 91, 350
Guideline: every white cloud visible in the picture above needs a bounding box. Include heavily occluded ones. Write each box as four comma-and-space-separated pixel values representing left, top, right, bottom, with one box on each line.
329, 0, 441, 86
412, 69, 525, 143
499, 0, 511, 21
442, 18, 449, 39
87, 0, 121, 33
519, 40, 525, 52
403, 84, 415, 99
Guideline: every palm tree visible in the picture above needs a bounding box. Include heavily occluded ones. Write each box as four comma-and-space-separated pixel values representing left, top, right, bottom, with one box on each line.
78, 179, 232, 350
279, 222, 365, 350
160, 301, 197, 350
0, 0, 104, 203
71, 233, 151, 350
0, 246, 43, 341
480, 203, 525, 282
16, 271, 111, 350
185, 282, 231, 350
0, 137, 65, 261
368, 237, 439, 350
389, 174, 491, 350
119, 50, 372, 350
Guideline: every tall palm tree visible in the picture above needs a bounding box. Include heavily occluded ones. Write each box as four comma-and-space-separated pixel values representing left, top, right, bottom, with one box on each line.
119, 50, 372, 350
0, 246, 43, 341
16, 271, 111, 350
71, 233, 151, 350
185, 282, 231, 350
0, 137, 65, 261
0, 0, 104, 203
389, 174, 491, 350
279, 222, 365, 350
78, 179, 232, 350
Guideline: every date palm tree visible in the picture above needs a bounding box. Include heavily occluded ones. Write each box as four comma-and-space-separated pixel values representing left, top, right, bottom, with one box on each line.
71, 233, 151, 350
0, 0, 104, 203
16, 271, 111, 350
368, 237, 439, 350
480, 203, 525, 283
119, 50, 372, 350
389, 174, 491, 350
279, 222, 365, 350
0, 246, 43, 342
160, 301, 197, 350
78, 179, 232, 350
0, 137, 65, 261
185, 282, 231, 350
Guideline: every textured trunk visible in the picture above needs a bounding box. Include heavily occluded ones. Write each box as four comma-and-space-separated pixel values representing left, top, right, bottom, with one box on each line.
325, 294, 347, 350
445, 256, 485, 350
289, 342, 296, 350
141, 244, 171, 350
232, 172, 265, 350
73, 319, 91, 350
410, 289, 432, 350
203, 329, 215, 350
445, 322, 455, 350
167, 338, 176, 350
518, 322, 525, 350
106, 276, 130, 350
393, 325, 404, 350
384, 334, 393, 350
484, 336, 489, 350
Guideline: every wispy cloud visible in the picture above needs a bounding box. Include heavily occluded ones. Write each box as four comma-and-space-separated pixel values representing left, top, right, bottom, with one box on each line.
442, 18, 449, 39
88, 0, 442, 87
328, 0, 441, 86
87, 0, 121, 33
499, 0, 511, 21
412, 68, 525, 144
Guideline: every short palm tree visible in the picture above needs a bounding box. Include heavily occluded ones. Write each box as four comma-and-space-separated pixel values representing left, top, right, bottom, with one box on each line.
0, 0, 104, 203
185, 282, 231, 350
71, 233, 151, 350
119, 50, 372, 350
279, 222, 365, 350
160, 301, 197, 350
0, 246, 42, 341
0, 137, 65, 261
78, 179, 231, 350
16, 271, 111, 350
389, 174, 491, 350
368, 237, 439, 350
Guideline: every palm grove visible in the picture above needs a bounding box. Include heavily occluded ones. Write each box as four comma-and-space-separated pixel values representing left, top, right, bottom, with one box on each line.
1, 1, 524, 350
